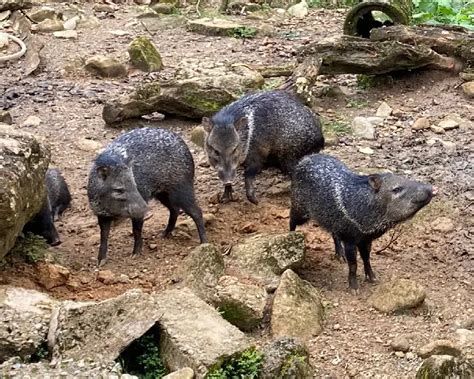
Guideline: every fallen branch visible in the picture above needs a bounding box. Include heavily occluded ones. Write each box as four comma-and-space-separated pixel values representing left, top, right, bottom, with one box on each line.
0, 32, 27, 62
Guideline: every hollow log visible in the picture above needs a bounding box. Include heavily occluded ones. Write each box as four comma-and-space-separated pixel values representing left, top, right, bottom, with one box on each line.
343, 0, 412, 38
370, 24, 474, 64
297, 36, 461, 76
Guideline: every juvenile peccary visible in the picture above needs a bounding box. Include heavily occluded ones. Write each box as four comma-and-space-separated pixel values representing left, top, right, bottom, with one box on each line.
290, 154, 436, 292
23, 168, 71, 246
87, 127, 207, 267
203, 90, 324, 204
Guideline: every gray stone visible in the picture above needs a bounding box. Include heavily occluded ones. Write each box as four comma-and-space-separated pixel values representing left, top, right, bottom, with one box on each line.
33, 18, 64, 33
454, 328, 474, 351
36, 262, 70, 290
150, 3, 174, 14
190, 126, 206, 149
287, 1, 308, 18
418, 340, 462, 359
352, 116, 375, 139
430, 125, 446, 134
431, 217, 455, 233
53, 30, 77, 39
155, 288, 251, 377
227, 232, 306, 284
28, 7, 59, 23
85, 55, 127, 78
0, 287, 57, 362
182, 243, 225, 303
162, 367, 194, 379
215, 276, 267, 331
0, 110, 12, 124
376, 101, 392, 117
412, 117, 430, 130
462, 81, 474, 98
416, 355, 473, 379
391, 335, 411, 352
22, 115, 42, 127
261, 337, 313, 379
368, 278, 426, 314
0, 125, 50, 258
271, 269, 324, 340
51, 289, 162, 361
186, 18, 248, 37
438, 119, 459, 130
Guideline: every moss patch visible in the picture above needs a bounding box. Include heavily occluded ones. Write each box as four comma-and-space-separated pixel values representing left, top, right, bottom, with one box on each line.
128, 36, 163, 73
206, 348, 264, 379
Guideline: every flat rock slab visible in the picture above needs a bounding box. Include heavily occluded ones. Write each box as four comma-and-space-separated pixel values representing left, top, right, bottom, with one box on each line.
368, 278, 426, 314
271, 269, 324, 340
227, 232, 306, 284
155, 288, 251, 377
52, 289, 162, 361
186, 18, 247, 37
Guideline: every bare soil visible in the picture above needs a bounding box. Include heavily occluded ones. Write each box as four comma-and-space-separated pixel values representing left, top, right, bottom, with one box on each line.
1, 4, 473, 378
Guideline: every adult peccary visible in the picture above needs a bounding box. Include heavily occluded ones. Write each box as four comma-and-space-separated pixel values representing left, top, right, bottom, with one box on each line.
23, 168, 71, 246
202, 90, 324, 204
290, 154, 436, 292
87, 127, 207, 267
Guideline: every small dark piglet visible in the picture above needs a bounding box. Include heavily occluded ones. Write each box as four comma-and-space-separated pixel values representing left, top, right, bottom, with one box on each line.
23, 168, 71, 246
203, 90, 324, 204
290, 154, 436, 292
87, 127, 207, 267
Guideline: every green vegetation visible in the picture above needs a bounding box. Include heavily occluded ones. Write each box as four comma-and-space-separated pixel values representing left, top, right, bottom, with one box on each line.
263, 78, 284, 91
346, 98, 369, 109
231, 26, 258, 39
10, 232, 47, 264
307, 0, 359, 9
322, 119, 351, 136
413, 0, 474, 30
206, 348, 264, 379
119, 327, 167, 379
29, 342, 49, 363
356, 74, 377, 90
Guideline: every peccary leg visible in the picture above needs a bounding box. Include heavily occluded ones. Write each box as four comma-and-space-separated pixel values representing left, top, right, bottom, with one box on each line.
131, 217, 144, 256
357, 240, 376, 283
170, 187, 208, 243
289, 207, 309, 231
244, 163, 263, 205
343, 240, 359, 292
333, 235, 346, 263
98, 216, 113, 267
220, 184, 234, 203
155, 193, 179, 238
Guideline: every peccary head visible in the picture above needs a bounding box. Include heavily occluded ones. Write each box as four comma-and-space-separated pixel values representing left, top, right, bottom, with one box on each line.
92, 155, 148, 219
368, 173, 436, 225
24, 196, 61, 246
202, 116, 247, 185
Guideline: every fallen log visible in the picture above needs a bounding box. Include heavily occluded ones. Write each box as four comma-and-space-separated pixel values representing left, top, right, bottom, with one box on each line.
370, 24, 474, 64
297, 36, 461, 76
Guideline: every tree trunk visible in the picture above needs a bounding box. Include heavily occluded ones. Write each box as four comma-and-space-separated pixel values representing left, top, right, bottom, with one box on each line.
370, 24, 474, 64
343, 0, 412, 38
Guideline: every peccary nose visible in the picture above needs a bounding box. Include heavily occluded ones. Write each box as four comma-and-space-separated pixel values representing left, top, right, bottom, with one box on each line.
50, 238, 62, 247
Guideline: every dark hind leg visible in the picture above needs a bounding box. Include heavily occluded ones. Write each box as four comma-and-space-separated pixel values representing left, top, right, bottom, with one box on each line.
131, 217, 144, 256
97, 216, 113, 267
357, 239, 376, 283
343, 239, 359, 293
244, 158, 264, 205
155, 192, 179, 238
169, 186, 208, 243
333, 234, 346, 262
289, 206, 309, 231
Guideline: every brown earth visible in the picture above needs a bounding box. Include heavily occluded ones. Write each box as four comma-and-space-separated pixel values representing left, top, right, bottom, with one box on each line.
0, 4, 473, 378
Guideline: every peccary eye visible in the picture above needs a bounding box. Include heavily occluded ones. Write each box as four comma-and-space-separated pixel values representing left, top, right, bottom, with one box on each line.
114, 188, 125, 195
392, 187, 403, 194
213, 148, 220, 157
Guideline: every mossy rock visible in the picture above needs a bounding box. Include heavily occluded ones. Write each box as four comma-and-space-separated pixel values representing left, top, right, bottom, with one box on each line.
128, 36, 163, 73
416, 355, 473, 379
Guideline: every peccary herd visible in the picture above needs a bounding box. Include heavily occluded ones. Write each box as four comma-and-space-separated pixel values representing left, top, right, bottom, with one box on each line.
24, 90, 437, 292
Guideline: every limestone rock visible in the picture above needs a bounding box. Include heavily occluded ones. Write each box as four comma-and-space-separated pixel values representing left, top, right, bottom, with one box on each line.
412, 117, 430, 130
128, 36, 163, 73
358, 146, 374, 155
261, 337, 313, 379
85, 55, 127, 78
227, 232, 305, 284
391, 335, 410, 352
186, 18, 248, 37
271, 269, 324, 340
53, 30, 77, 39
22, 115, 42, 127
102, 63, 263, 123
287, 0, 308, 18
28, 7, 59, 23
51, 289, 163, 361
190, 126, 206, 149
438, 119, 459, 131
416, 355, 473, 379
454, 328, 474, 351
182, 243, 225, 303
431, 217, 455, 233
352, 116, 375, 139
0, 124, 50, 258
368, 278, 426, 314
462, 81, 474, 98
97, 270, 117, 285
0, 110, 12, 124
376, 101, 392, 117
36, 262, 70, 289
34, 18, 64, 33
0, 31, 9, 49
0, 287, 57, 361
75, 138, 102, 152
215, 276, 267, 331
418, 340, 462, 359
163, 367, 194, 379
76, 15, 100, 29
155, 288, 251, 377
150, 3, 175, 14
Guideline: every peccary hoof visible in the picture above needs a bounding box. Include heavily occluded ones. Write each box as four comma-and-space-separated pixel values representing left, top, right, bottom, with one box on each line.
97, 258, 107, 268
365, 272, 377, 283
246, 193, 259, 205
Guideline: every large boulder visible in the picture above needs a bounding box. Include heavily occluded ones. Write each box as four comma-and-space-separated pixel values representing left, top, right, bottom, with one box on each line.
416, 355, 473, 379
128, 36, 163, 72
270, 269, 324, 340
181, 243, 225, 303
226, 232, 306, 285
102, 62, 264, 124
155, 288, 251, 377
368, 278, 426, 314
51, 289, 162, 361
0, 286, 57, 362
261, 337, 313, 378
0, 124, 50, 259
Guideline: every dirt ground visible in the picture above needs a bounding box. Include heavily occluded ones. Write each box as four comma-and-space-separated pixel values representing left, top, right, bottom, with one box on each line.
1, 3, 473, 378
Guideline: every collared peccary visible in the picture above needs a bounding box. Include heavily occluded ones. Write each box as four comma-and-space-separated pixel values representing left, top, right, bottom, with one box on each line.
202, 90, 324, 204
87, 127, 207, 267
23, 168, 71, 246
290, 154, 436, 291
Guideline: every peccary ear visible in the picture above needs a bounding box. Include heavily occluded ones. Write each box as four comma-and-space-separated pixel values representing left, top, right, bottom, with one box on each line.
201, 117, 213, 133
234, 117, 248, 131
97, 166, 109, 180
368, 174, 383, 192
